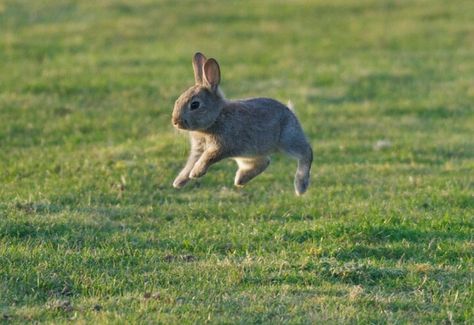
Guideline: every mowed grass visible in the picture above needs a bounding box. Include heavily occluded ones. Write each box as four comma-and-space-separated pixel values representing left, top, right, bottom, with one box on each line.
1, 0, 473, 323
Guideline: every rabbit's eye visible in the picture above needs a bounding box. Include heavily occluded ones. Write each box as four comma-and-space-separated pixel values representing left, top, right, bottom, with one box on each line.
190, 101, 200, 110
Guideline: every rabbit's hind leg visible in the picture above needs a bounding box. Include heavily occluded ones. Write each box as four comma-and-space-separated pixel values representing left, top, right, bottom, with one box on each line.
293, 146, 312, 195
234, 156, 270, 187
279, 124, 313, 195
282, 143, 312, 195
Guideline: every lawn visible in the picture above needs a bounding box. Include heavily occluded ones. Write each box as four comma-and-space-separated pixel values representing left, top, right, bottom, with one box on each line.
0, 0, 473, 323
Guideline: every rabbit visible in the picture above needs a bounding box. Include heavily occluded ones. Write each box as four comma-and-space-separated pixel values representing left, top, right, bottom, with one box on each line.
171, 52, 313, 195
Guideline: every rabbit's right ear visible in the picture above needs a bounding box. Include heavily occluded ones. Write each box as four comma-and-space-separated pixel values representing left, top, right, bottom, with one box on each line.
192, 52, 207, 85
203, 58, 221, 92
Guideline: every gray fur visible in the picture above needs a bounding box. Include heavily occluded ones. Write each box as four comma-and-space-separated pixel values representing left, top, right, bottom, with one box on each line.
172, 52, 313, 195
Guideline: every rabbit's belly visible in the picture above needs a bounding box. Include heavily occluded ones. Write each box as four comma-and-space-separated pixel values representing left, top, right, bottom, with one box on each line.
233, 157, 255, 169
232, 156, 269, 169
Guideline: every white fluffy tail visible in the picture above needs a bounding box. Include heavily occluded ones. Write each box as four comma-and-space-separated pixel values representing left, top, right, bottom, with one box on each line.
287, 100, 295, 112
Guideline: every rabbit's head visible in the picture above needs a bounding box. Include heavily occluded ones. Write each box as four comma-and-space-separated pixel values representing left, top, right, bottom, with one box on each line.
172, 53, 224, 131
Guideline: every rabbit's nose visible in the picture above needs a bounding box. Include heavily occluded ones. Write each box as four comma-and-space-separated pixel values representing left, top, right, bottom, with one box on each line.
172, 117, 188, 129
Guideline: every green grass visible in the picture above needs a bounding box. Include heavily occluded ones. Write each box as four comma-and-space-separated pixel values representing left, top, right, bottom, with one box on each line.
1, 0, 473, 323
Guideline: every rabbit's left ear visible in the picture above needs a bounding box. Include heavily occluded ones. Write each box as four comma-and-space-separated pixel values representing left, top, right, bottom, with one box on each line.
203, 58, 221, 92
192, 52, 207, 85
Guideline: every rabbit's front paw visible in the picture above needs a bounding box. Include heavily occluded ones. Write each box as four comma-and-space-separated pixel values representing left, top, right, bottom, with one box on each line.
173, 176, 189, 189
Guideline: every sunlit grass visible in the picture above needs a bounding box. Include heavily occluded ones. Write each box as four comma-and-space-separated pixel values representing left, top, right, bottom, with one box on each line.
0, 0, 473, 323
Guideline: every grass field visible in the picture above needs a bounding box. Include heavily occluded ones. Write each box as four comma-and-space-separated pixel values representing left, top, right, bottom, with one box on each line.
1, 0, 473, 323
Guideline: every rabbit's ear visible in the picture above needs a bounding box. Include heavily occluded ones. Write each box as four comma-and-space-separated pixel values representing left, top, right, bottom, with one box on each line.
192, 52, 207, 85
203, 58, 221, 92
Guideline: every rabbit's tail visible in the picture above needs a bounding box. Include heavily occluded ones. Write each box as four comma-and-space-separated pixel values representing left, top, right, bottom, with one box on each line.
287, 100, 295, 112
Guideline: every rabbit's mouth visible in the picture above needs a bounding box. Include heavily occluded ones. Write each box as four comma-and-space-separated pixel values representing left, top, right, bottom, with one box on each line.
172, 117, 189, 130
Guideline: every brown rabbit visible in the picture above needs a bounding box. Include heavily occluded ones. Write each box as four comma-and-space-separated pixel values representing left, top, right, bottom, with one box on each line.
172, 52, 313, 195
